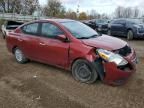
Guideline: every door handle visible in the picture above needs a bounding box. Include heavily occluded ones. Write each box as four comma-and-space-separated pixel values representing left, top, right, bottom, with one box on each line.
39, 43, 46, 46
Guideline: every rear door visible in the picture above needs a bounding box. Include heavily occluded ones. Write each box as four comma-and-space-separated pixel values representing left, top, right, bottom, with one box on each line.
20, 22, 43, 61
116, 20, 126, 36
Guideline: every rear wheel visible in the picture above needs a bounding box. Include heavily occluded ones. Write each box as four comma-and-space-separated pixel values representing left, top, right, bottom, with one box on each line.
127, 30, 134, 40
14, 48, 28, 64
72, 59, 98, 84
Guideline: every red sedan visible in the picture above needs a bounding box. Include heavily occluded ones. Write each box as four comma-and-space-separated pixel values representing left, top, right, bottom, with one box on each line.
6, 19, 137, 85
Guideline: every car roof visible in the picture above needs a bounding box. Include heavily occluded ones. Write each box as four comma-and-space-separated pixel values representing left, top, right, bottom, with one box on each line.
40, 19, 75, 23
92, 19, 109, 20
113, 18, 126, 21
113, 18, 140, 21
20, 19, 76, 28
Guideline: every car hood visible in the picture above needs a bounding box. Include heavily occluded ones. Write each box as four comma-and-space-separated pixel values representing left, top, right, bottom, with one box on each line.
98, 23, 108, 25
82, 35, 127, 51
134, 24, 144, 28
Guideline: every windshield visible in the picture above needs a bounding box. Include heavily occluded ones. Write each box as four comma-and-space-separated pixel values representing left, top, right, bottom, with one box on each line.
61, 21, 98, 39
128, 19, 143, 24
96, 19, 108, 24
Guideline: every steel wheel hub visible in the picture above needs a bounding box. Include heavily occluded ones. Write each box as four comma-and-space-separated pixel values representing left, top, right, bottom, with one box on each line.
77, 64, 91, 80
15, 49, 23, 62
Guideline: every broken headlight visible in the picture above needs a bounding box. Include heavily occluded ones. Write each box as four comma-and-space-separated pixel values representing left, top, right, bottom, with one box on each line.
97, 49, 128, 66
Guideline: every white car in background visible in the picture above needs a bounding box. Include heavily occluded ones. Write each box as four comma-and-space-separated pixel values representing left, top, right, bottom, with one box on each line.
1, 20, 23, 39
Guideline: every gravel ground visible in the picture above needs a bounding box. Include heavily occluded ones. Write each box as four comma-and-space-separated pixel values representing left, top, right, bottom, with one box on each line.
0, 36, 144, 108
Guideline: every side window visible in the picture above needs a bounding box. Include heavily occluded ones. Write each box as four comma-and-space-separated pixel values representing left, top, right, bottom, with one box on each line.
118, 20, 125, 24
41, 23, 64, 38
112, 20, 125, 25
22, 23, 39, 35
112, 20, 120, 24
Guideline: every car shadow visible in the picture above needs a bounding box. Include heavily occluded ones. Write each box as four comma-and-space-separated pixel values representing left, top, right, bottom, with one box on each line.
27, 60, 103, 85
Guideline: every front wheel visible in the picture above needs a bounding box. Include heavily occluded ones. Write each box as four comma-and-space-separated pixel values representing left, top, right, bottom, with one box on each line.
14, 48, 28, 64
72, 59, 98, 84
127, 30, 134, 40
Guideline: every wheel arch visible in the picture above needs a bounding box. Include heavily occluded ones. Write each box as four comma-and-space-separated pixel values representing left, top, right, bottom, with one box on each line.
127, 28, 132, 32
71, 57, 105, 82
70, 57, 86, 70
12, 46, 18, 54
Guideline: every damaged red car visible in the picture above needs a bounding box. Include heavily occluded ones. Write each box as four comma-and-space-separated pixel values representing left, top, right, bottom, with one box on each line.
6, 19, 137, 85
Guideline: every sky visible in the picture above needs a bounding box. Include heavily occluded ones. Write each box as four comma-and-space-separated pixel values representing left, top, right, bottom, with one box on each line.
39, 0, 144, 15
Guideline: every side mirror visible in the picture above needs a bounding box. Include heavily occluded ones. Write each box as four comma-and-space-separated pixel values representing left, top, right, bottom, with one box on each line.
57, 34, 67, 42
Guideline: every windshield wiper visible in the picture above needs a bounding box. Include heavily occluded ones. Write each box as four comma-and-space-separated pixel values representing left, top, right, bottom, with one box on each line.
77, 37, 90, 39
89, 34, 98, 38
77, 34, 98, 39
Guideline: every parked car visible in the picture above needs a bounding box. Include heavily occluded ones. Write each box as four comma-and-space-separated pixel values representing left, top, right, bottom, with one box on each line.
88, 19, 109, 34
108, 18, 144, 40
81, 20, 96, 30
6, 19, 137, 85
1, 20, 24, 39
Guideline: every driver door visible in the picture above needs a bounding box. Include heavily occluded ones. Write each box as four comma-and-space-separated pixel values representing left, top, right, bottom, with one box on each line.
38, 22, 70, 67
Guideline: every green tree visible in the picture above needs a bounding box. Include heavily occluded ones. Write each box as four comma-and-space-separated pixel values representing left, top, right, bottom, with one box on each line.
0, 0, 39, 15
79, 12, 87, 20
21, 0, 39, 15
43, 0, 65, 17
65, 9, 77, 19
57, 6, 66, 18
0, 0, 15, 13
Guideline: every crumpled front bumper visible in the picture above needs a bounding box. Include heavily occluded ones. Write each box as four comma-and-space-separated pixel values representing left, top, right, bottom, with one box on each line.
93, 49, 137, 86
103, 61, 136, 86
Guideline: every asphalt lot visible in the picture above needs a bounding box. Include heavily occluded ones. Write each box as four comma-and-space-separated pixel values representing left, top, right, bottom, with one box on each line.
0, 36, 144, 108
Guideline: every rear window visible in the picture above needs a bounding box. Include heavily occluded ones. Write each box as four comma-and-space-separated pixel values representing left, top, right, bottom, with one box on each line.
96, 19, 108, 24
22, 23, 39, 35
111, 20, 119, 24
111, 20, 125, 24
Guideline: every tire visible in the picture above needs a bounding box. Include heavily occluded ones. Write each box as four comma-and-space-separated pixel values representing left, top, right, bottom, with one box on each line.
127, 30, 134, 40
107, 29, 111, 36
72, 59, 98, 84
14, 48, 28, 64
